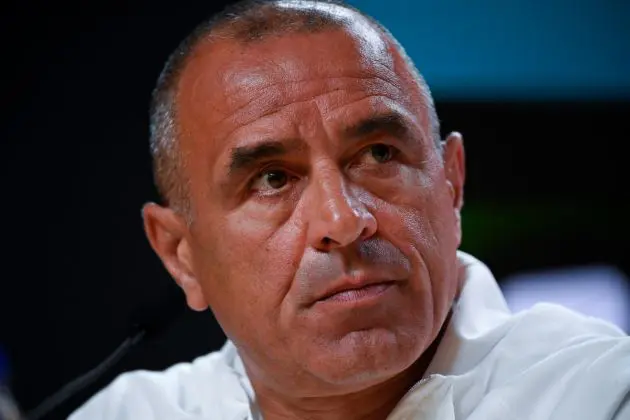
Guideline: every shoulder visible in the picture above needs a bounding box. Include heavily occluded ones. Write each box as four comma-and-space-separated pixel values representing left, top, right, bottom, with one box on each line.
497, 302, 629, 376
514, 301, 626, 338
68, 342, 252, 420
488, 303, 630, 418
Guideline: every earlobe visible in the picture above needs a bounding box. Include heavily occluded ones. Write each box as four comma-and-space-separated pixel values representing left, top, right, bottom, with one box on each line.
445, 180, 463, 245
175, 239, 208, 311
142, 203, 208, 311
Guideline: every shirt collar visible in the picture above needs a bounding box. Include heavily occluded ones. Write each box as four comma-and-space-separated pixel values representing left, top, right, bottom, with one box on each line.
424, 251, 512, 377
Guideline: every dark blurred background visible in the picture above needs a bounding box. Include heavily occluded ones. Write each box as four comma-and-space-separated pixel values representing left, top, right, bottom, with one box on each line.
1, 1, 629, 419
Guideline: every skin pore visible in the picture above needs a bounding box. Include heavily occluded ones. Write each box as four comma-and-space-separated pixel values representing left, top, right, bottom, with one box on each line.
142, 9, 466, 420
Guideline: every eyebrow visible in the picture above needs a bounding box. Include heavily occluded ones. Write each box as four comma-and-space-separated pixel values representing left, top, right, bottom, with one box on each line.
341, 112, 413, 142
228, 138, 302, 175
226, 112, 415, 177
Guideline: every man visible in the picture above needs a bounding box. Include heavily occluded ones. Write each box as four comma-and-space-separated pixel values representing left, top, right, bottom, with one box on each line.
70, 0, 630, 419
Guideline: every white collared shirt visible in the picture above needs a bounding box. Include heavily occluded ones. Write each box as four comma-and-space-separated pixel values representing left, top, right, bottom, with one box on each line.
69, 252, 630, 419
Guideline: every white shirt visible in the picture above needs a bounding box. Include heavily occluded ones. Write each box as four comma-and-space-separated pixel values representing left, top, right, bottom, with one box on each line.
69, 252, 630, 419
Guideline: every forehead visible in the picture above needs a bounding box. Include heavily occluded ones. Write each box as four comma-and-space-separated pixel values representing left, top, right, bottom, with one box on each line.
176, 18, 426, 158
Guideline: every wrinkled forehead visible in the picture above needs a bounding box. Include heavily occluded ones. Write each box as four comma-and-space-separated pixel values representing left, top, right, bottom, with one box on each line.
172, 1, 433, 163
177, 26, 404, 129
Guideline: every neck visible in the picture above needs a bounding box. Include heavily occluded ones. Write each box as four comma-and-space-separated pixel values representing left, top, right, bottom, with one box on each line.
253, 312, 451, 420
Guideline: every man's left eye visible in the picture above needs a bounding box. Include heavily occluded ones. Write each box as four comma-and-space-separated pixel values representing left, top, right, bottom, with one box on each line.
367, 144, 396, 163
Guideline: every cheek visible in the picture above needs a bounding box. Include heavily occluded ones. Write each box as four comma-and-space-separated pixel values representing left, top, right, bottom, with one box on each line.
372, 171, 459, 315
197, 211, 304, 334
371, 165, 455, 244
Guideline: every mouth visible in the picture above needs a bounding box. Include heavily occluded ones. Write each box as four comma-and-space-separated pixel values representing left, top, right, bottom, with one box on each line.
318, 280, 397, 304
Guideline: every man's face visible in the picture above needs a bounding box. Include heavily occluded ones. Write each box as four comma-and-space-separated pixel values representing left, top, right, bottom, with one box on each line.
159, 25, 464, 394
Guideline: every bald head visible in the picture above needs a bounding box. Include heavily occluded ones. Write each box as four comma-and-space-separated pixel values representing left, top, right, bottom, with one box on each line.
149, 0, 440, 218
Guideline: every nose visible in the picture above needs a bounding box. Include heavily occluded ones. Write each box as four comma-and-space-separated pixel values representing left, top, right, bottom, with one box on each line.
306, 171, 377, 251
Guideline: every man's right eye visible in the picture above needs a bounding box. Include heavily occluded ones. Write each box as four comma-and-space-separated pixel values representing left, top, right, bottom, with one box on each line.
251, 169, 291, 194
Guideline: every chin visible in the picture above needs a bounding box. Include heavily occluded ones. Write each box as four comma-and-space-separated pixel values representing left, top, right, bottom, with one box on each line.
304, 326, 426, 390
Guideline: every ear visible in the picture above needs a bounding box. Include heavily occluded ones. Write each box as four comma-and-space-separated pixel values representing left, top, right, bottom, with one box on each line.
142, 203, 208, 311
442, 132, 466, 246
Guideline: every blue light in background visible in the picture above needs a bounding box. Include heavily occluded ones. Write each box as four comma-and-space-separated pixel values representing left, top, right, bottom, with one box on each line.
350, 0, 630, 100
